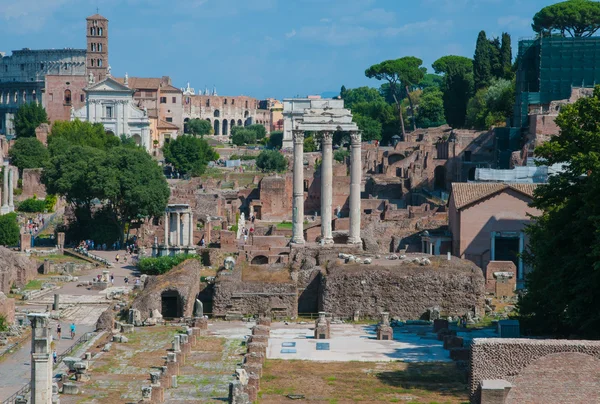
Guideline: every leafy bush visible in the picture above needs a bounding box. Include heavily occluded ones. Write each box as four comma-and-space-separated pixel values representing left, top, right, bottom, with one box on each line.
231, 129, 257, 146
0, 213, 20, 246
0, 315, 7, 332
44, 194, 57, 212
267, 131, 283, 149
256, 150, 287, 173
18, 198, 47, 212
137, 254, 198, 275
334, 150, 349, 162
229, 154, 257, 161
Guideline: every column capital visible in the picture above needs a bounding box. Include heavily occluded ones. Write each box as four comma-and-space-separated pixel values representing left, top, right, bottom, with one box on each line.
321, 131, 333, 145
292, 130, 304, 143
350, 131, 362, 144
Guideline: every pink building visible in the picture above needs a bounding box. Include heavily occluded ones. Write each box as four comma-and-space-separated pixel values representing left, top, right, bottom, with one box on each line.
448, 183, 541, 284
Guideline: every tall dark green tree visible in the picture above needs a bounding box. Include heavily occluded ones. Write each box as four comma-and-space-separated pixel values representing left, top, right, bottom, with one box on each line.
473, 31, 493, 90
519, 85, 600, 338
186, 119, 213, 137
8, 138, 49, 172
0, 213, 20, 246
432, 55, 474, 128
500, 33, 514, 80
532, 0, 600, 37
48, 120, 120, 152
14, 103, 48, 138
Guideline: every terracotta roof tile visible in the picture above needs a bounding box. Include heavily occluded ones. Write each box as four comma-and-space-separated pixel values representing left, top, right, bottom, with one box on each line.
115, 77, 161, 90
157, 120, 179, 130
161, 85, 182, 93
451, 182, 538, 210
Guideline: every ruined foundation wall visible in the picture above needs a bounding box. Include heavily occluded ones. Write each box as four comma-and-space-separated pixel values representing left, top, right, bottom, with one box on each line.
320, 260, 484, 319
0, 247, 37, 294
212, 274, 298, 318
470, 339, 600, 404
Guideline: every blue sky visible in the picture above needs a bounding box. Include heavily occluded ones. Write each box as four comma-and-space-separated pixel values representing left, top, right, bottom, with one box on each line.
0, 0, 561, 99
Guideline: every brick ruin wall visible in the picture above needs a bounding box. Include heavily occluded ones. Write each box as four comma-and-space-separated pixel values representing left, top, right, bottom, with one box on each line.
0, 247, 37, 294
319, 259, 484, 319
21, 168, 46, 199
212, 270, 298, 318
470, 339, 600, 404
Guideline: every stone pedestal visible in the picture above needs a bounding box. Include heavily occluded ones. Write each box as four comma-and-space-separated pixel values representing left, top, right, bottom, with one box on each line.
56, 232, 65, 250
53, 294, 59, 311
252, 325, 270, 337
480, 380, 512, 404
191, 317, 208, 330
376, 312, 393, 341
433, 319, 449, 333
291, 130, 305, 244
20, 233, 31, 252
314, 312, 330, 339
348, 132, 362, 245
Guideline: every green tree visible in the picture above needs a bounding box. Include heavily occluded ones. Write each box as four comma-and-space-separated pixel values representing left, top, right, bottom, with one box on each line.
474, 31, 493, 90
256, 150, 287, 172
351, 100, 399, 145
231, 128, 257, 146
0, 213, 19, 246
48, 120, 120, 153
518, 85, 600, 338
365, 57, 426, 137
340, 86, 385, 109
13, 103, 48, 138
353, 114, 382, 142
418, 74, 444, 91
433, 55, 474, 128
303, 136, 317, 152
186, 119, 213, 137
8, 138, 49, 171
533, 0, 600, 37
246, 124, 267, 140
466, 78, 515, 130
416, 88, 446, 128
163, 135, 219, 177
500, 33, 514, 80
267, 131, 283, 149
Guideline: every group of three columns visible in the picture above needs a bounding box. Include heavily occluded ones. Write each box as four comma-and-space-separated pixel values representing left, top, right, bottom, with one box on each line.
291, 130, 362, 245
164, 210, 194, 247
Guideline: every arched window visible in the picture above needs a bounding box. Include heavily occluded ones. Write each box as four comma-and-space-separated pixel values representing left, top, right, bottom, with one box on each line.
14, 92, 18, 103
237, 119, 242, 126
90, 27, 95, 36
214, 110, 220, 118
224, 99, 228, 105
206, 99, 210, 107
91, 59, 95, 67
98, 43, 102, 52
22, 90, 26, 103
245, 100, 248, 108
98, 27, 103, 36
214, 119, 220, 136
232, 99, 235, 105
64, 89, 72, 105
98, 59, 103, 67
244, 110, 249, 118
32, 90, 37, 103
91, 43, 95, 52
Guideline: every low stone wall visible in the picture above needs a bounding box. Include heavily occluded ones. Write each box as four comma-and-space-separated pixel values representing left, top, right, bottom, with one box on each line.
212, 273, 297, 318
470, 338, 600, 404
320, 258, 485, 319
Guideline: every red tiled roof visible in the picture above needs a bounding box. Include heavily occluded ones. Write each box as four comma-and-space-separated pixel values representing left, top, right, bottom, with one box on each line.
161, 85, 182, 93
451, 183, 538, 210
116, 77, 161, 90
157, 120, 179, 130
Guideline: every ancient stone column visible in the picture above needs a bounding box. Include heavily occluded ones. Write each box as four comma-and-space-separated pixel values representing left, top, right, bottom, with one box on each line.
348, 132, 362, 245
291, 130, 305, 244
188, 211, 194, 246
2, 164, 8, 210
175, 212, 181, 247
8, 167, 14, 210
29, 313, 52, 404
164, 211, 169, 247
181, 212, 189, 246
320, 132, 334, 244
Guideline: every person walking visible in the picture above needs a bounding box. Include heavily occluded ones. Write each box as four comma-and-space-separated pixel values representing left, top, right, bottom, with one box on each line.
70, 323, 76, 339
56, 323, 62, 340
115, 254, 120, 263
110, 273, 115, 285
53, 349, 57, 364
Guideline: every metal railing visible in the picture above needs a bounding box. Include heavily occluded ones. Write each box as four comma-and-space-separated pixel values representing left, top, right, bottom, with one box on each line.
1, 332, 96, 404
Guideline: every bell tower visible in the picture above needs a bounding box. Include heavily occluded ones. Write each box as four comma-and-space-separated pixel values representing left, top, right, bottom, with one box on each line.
86, 14, 109, 83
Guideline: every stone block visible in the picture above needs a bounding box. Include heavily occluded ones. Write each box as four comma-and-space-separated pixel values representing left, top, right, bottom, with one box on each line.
121, 324, 134, 334
252, 325, 270, 336
248, 334, 268, 344
62, 357, 80, 371
20, 234, 31, 252
443, 336, 464, 350
191, 317, 208, 330
480, 379, 512, 404
437, 328, 456, 341
246, 372, 260, 402
242, 363, 263, 378
433, 319, 449, 333
171, 375, 178, 388
257, 316, 272, 327
228, 380, 249, 404
377, 325, 393, 341
244, 352, 265, 366
314, 324, 330, 339
151, 385, 164, 402
62, 383, 79, 395
247, 342, 267, 355
102, 342, 112, 352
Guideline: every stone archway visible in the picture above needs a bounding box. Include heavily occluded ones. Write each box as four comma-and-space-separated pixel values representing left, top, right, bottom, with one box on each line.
506, 352, 600, 404
251, 255, 268, 265
434, 165, 446, 190
161, 290, 183, 318
222, 119, 229, 136
132, 134, 142, 146
214, 119, 220, 136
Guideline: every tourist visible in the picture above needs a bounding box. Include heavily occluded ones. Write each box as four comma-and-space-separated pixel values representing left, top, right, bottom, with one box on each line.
124, 277, 129, 285
124, 254, 128, 263
110, 273, 115, 285
56, 323, 62, 340
70, 323, 76, 339
135, 278, 140, 285
200, 237, 205, 247
53, 349, 57, 364
115, 254, 120, 263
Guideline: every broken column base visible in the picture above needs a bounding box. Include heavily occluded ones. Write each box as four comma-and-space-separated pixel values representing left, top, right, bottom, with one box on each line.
314, 324, 330, 339
228, 380, 250, 404
191, 317, 208, 330
376, 325, 393, 340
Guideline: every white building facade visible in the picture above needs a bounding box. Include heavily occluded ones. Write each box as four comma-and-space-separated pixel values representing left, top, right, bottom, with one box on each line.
73, 75, 151, 152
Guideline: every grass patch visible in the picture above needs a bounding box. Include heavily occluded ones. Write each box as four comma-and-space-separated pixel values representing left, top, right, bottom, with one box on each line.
276, 221, 293, 230
23, 280, 42, 290
32, 254, 88, 264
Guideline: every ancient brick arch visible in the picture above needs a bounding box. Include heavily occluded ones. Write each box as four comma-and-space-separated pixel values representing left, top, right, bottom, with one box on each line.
505, 352, 600, 404
251, 255, 268, 265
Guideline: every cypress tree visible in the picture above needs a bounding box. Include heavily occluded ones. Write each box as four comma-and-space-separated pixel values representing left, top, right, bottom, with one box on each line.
473, 31, 492, 90
500, 33, 514, 80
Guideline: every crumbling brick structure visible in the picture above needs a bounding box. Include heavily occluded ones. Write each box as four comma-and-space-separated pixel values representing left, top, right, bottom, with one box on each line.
0, 246, 37, 294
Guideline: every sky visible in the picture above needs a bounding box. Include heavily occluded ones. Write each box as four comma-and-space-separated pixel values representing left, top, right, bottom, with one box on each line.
0, 0, 563, 99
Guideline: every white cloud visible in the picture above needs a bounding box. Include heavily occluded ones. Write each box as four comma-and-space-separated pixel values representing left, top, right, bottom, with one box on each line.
298, 24, 378, 46
285, 29, 297, 39
497, 15, 531, 29
383, 19, 453, 37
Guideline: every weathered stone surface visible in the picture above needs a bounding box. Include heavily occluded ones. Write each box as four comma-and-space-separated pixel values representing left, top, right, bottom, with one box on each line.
0, 246, 37, 294
470, 339, 600, 404
320, 259, 485, 319
0, 292, 15, 324
62, 383, 79, 395
131, 259, 201, 321
95, 308, 114, 331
